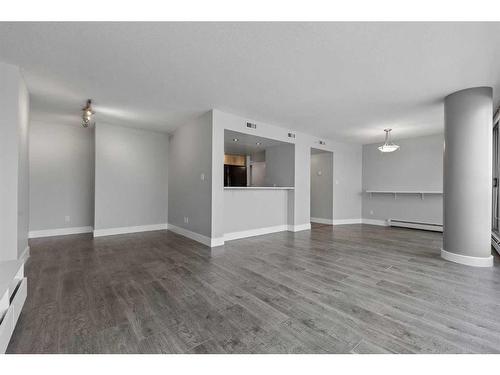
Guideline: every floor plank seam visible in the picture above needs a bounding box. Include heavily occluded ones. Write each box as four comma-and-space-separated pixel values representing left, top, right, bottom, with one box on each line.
349, 339, 362, 353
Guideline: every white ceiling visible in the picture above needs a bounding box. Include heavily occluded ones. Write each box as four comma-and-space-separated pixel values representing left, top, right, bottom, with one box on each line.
0, 22, 499, 144
224, 129, 286, 155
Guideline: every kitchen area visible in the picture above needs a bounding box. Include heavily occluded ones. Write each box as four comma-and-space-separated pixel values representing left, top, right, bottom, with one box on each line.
223, 130, 296, 239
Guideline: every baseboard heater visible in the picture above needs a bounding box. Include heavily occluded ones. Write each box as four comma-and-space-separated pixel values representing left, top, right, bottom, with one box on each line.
389, 219, 443, 232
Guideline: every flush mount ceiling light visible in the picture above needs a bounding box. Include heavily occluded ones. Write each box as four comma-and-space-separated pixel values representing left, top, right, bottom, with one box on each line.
81, 99, 95, 128
378, 128, 400, 153
256, 142, 262, 146
232, 138, 239, 142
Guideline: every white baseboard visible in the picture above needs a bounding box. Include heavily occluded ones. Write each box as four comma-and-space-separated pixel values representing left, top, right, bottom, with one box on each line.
333, 219, 363, 225
441, 248, 493, 267
225, 223, 312, 241
311, 218, 364, 225
93, 223, 167, 237
225, 225, 288, 241
170, 222, 313, 247
211, 237, 225, 247
29, 226, 93, 238
167, 224, 223, 247
361, 219, 389, 226
311, 217, 334, 225
19, 246, 30, 263
288, 223, 311, 232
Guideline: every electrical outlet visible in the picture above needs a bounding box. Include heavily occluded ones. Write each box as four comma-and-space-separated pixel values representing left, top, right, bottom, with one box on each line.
65, 215, 71, 223
370, 210, 374, 215
184, 217, 189, 224
200, 173, 205, 181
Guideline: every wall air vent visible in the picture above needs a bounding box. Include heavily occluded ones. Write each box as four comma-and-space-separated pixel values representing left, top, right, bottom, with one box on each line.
246, 122, 257, 129
288, 132, 296, 138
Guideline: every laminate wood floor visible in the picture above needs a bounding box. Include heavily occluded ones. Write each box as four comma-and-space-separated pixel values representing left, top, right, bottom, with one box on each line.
7, 224, 500, 354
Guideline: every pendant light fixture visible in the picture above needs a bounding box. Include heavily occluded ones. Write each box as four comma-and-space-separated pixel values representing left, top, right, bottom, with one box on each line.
81, 99, 95, 128
378, 128, 400, 153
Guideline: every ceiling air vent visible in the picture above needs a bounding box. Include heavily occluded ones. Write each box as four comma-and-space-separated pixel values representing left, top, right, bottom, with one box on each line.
288, 132, 296, 138
246, 122, 257, 129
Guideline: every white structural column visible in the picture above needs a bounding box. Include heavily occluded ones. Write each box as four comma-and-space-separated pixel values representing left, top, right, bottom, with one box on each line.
442, 87, 493, 267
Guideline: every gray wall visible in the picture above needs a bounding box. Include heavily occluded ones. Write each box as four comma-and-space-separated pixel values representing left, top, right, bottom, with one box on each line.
29, 120, 94, 231
311, 151, 334, 220
17, 76, 30, 257
95, 123, 168, 230
212, 110, 363, 241
264, 144, 295, 187
251, 151, 265, 163
250, 151, 266, 186
0, 62, 29, 261
0, 63, 19, 260
336, 146, 362, 220
168, 112, 213, 237
362, 133, 443, 224
224, 189, 289, 233
291, 141, 310, 225
250, 162, 266, 186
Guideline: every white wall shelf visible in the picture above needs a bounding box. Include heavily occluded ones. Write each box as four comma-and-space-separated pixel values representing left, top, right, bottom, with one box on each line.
365, 190, 443, 200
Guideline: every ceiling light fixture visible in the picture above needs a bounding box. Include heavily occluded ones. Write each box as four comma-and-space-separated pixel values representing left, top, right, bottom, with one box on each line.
81, 99, 95, 128
256, 142, 262, 146
378, 128, 400, 153
233, 138, 239, 142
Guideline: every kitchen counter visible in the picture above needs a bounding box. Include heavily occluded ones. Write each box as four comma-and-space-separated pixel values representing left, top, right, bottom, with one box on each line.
223, 187, 293, 240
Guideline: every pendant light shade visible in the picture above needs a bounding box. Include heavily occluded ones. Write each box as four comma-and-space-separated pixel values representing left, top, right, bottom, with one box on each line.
378, 128, 400, 153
